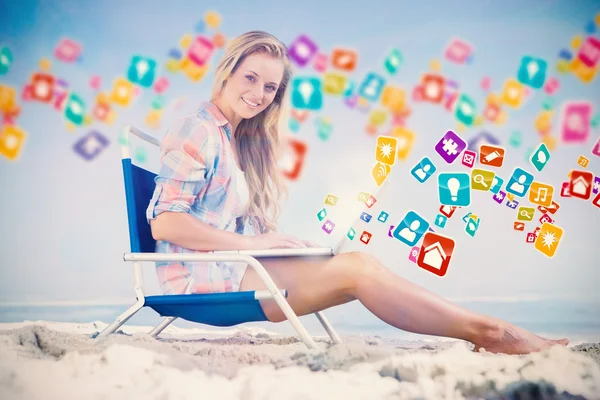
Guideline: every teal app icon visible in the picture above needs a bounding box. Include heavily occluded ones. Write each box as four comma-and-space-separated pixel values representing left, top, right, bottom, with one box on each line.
378, 211, 389, 222
465, 217, 480, 237
291, 77, 323, 110
0, 47, 13, 75
454, 94, 476, 126
530, 143, 551, 172
64, 93, 86, 125
358, 72, 386, 102
411, 157, 437, 183
438, 172, 471, 207
506, 167, 534, 197
127, 56, 157, 88
434, 214, 447, 228
384, 48, 403, 75
317, 208, 327, 221
517, 56, 547, 89
347, 227, 356, 240
392, 211, 429, 246
490, 176, 504, 194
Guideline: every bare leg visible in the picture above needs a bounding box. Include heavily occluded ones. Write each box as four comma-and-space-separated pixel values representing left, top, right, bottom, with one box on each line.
239, 252, 568, 355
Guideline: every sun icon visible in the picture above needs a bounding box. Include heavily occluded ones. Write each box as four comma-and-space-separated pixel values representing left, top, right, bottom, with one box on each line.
379, 143, 393, 159
541, 231, 557, 248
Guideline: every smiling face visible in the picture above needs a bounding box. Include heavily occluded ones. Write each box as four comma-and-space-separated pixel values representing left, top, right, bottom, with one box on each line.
221, 52, 285, 121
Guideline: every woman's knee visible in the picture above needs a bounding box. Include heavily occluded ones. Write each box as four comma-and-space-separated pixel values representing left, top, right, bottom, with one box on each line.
335, 251, 383, 285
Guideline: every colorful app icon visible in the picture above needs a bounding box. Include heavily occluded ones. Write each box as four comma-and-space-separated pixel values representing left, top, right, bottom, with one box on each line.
312, 52, 328, 73
506, 167, 534, 197
408, 245, 420, 263
435, 130, 467, 164
577, 36, 600, 68
375, 135, 398, 166
490, 176, 504, 194
560, 181, 571, 197
280, 137, 307, 181
417, 232, 456, 277
560, 101, 592, 143
517, 206, 535, 221
530, 143, 551, 172
538, 201, 560, 214
54, 38, 82, 63
493, 190, 506, 204
0, 47, 13, 75
526, 232, 537, 243
502, 78, 525, 108
465, 215, 480, 237
462, 150, 476, 168
127, 56, 157, 88
434, 214, 447, 228
383, 48, 403, 74
381, 85, 406, 113
322, 220, 335, 234
392, 211, 430, 247
539, 213, 554, 224
291, 77, 323, 110
471, 168, 495, 191
73, 130, 109, 161
577, 155, 590, 168
479, 145, 505, 167
528, 182, 554, 206
594, 176, 600, 194
358, 72, 386, 102
391, 126, 415, 160
438, 172, 471, 206
365, 195, 377, 208
359, 231, 372, 244
360, 212, 372, 223
331, 48, 357, 72
454, 94, 477, 126
317, 208, 327, 221
444, 37, 473, 64
421, 74, 445, 103
111, 77, 134, 106
372, 161, 391, 187
64, 93, 86, 125
324, 194, 338, 206
569, 170, 594, 200
517, 56, 548, 89
0, 125, 26, 161
411, 157, 437, 183
514, 222, 525, 231
31, 73, 54, 102
534, 222, 563, 258
288, 35, 318, 67
439, 205, 458, 218
506, 198, 519, 209
378, 211, 389, 223
347, 227, 356, 240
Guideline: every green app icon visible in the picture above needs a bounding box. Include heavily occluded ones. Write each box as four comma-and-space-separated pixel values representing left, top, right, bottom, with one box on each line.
347, 228, 356, 240
384, 48, 403, 75
64, 93, 85, 125
0, 47, 13, 75
530, 143, 551, 172
455, 94, 476, 126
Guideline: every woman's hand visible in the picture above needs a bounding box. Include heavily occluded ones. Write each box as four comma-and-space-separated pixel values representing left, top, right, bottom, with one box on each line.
246, 233, 320, 250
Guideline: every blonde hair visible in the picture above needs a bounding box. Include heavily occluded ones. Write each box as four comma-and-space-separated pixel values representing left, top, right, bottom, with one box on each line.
211, 31, 292, 234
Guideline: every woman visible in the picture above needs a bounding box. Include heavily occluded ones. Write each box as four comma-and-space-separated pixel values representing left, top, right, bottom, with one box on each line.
147, 30, 568, 355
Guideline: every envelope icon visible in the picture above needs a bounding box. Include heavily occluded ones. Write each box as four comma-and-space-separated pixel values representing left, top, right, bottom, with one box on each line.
463, 153, 475, 165
513, 222, 525, 231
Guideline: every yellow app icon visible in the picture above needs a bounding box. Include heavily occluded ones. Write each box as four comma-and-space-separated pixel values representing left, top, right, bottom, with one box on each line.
204, 10, 222, 29
0, 84, 16, 113
165, 58, 182, 73
111, 77, 134, 106
179, 33, 193, 49
577, 155, 589, 168
324, 194, 339, 206
182, 59, 209, 82
570, 58, 598, 83
529, 181, 554, 206
380, 85, 406, 114
517, 206, 535, 221
322, 72, 347, 95
357, 192, 370, 202
534, 111, 553, 135
501, 78, 524, 108
540, 135, 557, 151
469, 214, 479, 223
369, 109, 388, 126
375, 135, 397, 166
372, 161, 391, 186
0, 125, 26, 161
390, 126, 415, 161
471, 168, 495, 191
145, 109, 162, 129
534, 222, 563, 258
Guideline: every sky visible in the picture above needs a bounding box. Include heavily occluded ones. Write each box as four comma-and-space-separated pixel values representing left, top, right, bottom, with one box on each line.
0, 0, 599, 306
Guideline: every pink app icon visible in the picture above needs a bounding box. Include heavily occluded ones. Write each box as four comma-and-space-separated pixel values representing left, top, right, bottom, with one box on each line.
560, 181, 571, 197
408, 245, 420, 263
461, 150, 476, 168
560, 101, 592, 143
322, 220, 335, 234
592, 137, 600, 157
543, 77, 559, 95
577, 36, 600, 68
539, 213, 554, 224
187, 36, 214, 67
54, 38, 82, 63
312, 52, 328, 73
444, 38, 473, 64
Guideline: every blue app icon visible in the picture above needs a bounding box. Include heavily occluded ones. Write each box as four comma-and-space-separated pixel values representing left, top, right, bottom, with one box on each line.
434, 214, 447, 228
378, 211, 389, 223
506, 167, 534, 197
462, 212, 472, 223
517, 56, 547, 89
358, 72, 386, 102
411, 157, 437, 183
360, 212, 372, 223
127, 55, 157, 88
291, 77, 323, 110
438, 172, 471, 207
392, 211, 430, 247
465, 216, 480, 237
490, 176, 504, 194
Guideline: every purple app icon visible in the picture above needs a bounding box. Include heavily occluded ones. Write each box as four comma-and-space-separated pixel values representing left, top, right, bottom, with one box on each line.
593, 176, 600, 194
73, 130, 109, 161
493, 190, 506, 204
435, 130, 467, 164
288, 34, 318, 68
506, 199, 519, 209
388, 225, 394, 237
322, 220, 335, 234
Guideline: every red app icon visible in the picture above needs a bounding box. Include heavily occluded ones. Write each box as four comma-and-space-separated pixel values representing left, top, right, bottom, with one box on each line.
439, 205, 458, 218
421, 74, 445, 103
593, 192, 600, 208
569, 170, 594, 200
560, 181, 571, 197
538, 201, 560, 214
330, 48, 357, 72
539, 213, 554, 224
30, 73, 55, 102
462, 150, 476, 168
93, 103, 110, 121
479, 144, 505, 167
534, 227, 541, 235
280, 138, 307, 181
526, 232, 536, 243
359, 231, 372, 244
514, 221, 525, 231
416, 232, 455, 277
365, 195, 377, 208
484, 103, 501, 122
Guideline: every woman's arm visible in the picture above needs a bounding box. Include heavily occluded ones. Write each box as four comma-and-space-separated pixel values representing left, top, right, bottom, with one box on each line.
150, 211, 251, 251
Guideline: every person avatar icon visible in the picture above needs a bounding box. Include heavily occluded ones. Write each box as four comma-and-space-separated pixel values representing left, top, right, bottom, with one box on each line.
415, 164, 431, 181
411, 157, 437, 183
509, 173, 527, 195
399, 220, 420, 243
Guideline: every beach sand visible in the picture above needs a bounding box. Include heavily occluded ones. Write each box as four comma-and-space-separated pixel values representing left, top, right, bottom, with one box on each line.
0, 321, 599, 399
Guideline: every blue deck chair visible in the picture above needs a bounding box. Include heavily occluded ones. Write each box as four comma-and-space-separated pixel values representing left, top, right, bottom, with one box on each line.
96, 124, 342, 349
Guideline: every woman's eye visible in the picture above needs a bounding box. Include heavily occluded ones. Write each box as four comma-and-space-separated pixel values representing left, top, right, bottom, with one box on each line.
246, 75, 255, 82
266, 85, 276, 92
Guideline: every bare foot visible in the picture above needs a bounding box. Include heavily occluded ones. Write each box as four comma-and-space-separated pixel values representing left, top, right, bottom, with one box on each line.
473, 319, 569, 355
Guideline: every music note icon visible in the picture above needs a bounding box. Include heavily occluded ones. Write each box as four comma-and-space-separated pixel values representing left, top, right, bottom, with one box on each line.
529, 182, 553, 206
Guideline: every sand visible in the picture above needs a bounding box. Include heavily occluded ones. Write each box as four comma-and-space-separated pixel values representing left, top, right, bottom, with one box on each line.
0, 321, 599, 399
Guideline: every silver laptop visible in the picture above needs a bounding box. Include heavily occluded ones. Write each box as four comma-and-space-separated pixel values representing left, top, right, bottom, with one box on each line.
210, 177, 392, 258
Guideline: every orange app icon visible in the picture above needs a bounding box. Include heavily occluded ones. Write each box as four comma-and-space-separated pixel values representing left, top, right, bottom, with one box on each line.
372, 162, 391, 186
111, 77, 134, 106
577, 155, 590, 168
417, 232, 456, 277
502, 78, 525, 108
380, 85, 406, 114
479, 144, 505, 167
538, 201, 560, 214
375, 135, 397, 166
569, 170, 594, 200
280, 137, 307, 181
390, 126, 415, 160
421, 74, 445, 103
534, 222, 563, 258
331, 48, 358, 72
359, 231, 372, 244
514, 221, 525, 231
0, 125, 27, 161
528, 181, 554, 206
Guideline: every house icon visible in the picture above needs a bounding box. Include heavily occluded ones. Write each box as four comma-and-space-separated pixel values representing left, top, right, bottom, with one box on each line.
572, 176, 589, 196
422, 241, 447, 269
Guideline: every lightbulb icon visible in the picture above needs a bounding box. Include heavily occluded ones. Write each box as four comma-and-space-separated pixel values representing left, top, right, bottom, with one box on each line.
298, 81, 314, 104
447, 177, 460, 201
